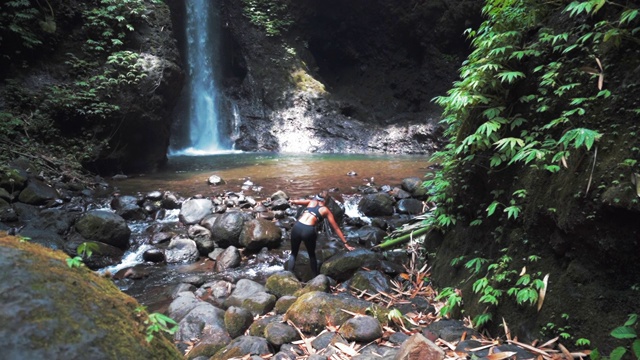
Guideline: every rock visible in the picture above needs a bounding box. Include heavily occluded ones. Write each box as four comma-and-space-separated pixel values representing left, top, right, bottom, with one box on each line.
179, 198, 214, 225
320, 249, 381, 282
215, 246, 242, 272
64, 237, 125, 269
19, 228, 66, 251
211, 336, 274, 360
151, 231, 173, 244
0, 167, 28, 190
0, 234, 181, 359
242, 291, 276, 316
396, 198, 424, 215
354, 225, 387, 245
165, 236, 199, 264
174, 302, 228, 342
345, 270, 393, 294
211, 212, 249, 247
393, 333, 444, 360
224, 279, 267, 308
0, 187, 12, 202
271, 190, 289, 202
264, 322, 300, 347
145, 191, 163, 201
239, 218, 283, 251
265, 271, 302, 298
311, 332, 348, 351
162, 191, 182, 209
74, 210, 131, 250
358, 192, 395, 216
274, 295, 297, 314
401, 177, 428, 198
284, 291, 389, 334
249, 315, 283, 337
168, 292, 202, 323
224, 306, 254, 338
142, 248, 165, 263
270, 198, 290, 210
196, 280, 235, 308
294, 274, 331, 297
338, 315, 383, 342
208, 175, 225, 185
17, 179, 58, 205
390, 187, 412, 199
425, 319, 480, 342
111, 195, 146, 220
188, 224, 215, 255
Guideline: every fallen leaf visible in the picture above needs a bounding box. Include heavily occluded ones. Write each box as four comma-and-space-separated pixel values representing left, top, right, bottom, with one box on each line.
537, 274, 549, 312
487, 351, 517, 360
333, 342, 359, 357
559, 343, 573, 359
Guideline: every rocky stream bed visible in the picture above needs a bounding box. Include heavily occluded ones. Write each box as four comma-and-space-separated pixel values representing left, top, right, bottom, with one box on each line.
0, 164, 590, 360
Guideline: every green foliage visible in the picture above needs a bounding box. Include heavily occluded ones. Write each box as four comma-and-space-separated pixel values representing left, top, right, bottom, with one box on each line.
241, 0, 293, 36
66, 242, 99, 268
435, 287, 462, 318
0, 0, 44, 51
135, 306, 179, 343
591, 314, 640, 360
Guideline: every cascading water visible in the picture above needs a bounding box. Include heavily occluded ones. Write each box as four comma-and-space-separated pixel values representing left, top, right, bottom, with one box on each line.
170, 0, 234, 155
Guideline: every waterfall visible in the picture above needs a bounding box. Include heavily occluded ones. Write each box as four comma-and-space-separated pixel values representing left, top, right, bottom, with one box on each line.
170, 0, 234, 155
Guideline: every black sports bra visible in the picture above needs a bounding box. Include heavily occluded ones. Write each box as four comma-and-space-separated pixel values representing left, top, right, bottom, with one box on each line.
304, 205, 323, 221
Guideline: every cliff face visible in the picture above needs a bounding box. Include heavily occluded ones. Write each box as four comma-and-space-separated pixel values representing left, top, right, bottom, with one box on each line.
0, 0, 183, 175
166, 0, 481, 154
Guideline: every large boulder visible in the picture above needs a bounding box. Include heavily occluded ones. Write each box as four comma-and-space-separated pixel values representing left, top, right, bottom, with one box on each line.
17, 179, 58, 205
165, 236, 199, 264
188, 224, 215, 255
345, 270, 393, 294
358, 193, 395, 217
319, 249, 382, 282
211, 336, 273, 360
284, 291, 389, 334
338, 315, 383, 342
74, 210, 131, 250
211, 211, 248, 247
111, 195, 147, 221
0, 234, 181, 360
265, 271, 302, 298
239, 218, 283, 251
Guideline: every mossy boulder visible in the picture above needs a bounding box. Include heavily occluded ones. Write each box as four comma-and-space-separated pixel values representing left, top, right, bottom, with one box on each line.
0, 233, 181, 360
265, 271, 303, 298
338, 315, 383, 342
17, 179, 59, 205
74, 210, 131, 250
211, 336, 274, 360
224, 306, 254, 338
284, 291, 389, 334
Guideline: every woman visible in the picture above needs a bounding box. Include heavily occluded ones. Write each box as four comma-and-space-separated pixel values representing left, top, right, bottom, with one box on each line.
287, 191, 355, 276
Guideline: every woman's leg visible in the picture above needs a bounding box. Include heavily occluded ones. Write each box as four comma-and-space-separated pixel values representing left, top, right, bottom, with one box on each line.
287, 223, 304, 272
303, 233, 318, 276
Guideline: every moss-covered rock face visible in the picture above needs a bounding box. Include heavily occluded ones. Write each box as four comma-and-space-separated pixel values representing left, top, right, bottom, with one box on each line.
0, 233, 182, 360
265, 271, 302, 298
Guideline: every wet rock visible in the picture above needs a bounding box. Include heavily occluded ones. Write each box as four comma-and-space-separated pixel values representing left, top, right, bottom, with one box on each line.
390, 187, 412, 199
189, 224, 215, 255
224, 306, 254, 338
285, 291, 389, 334
216, 246, 242, 272
393, 333, 443, 360
179, 198, 213, 225
396, 198, 424, 215
169, 292, 204, 323
311, 332, 348, 351
320, 249, 381, 282
0, 167, 28, 190
339, 315, 382, 343
265, 271, 302, 298
64, 237, 125, 269
0, 206, 18, 222
111, 195, 146, 220
172, 283, 197, 298
17, 178, 58, 205
142, 249, 164, 263
211, 336, 273, 360
239, 218, 283, 251
197, 280, 235, 308
270, 198, 290, 211
151, 231, 173, 244
74, 210, 131, 250
162, 191, 182, 209
275, 295, 297, 314
0, 187, 12, 202
345, 270, 392, 294
354, 225, 387, 245
264, 322, 300, 347
0, 235, 181, 359
165, 236, 199, 263
401, 177, 428, 199
200, 213, 220, 230
211, 212, 249, 247
271, 190, 289, 202
145, 191, 163, 201
19, 228, 65, 251
358, 192, 395, 216
389, 332, 410, 344
208, 175, 225, 185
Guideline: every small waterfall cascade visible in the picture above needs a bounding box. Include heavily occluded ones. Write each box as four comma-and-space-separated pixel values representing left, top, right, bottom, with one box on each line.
171, 0, 233, 155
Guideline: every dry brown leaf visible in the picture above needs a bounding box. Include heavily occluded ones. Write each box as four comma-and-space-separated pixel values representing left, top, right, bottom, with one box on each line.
561, 156, 568, 169
507, 340, 551, 357
537, 274, 549, 312
539, 336, 559, 349
558, 344, 573, 359
598, 73, 604, 90
520, 266, 527, 276
486, 351, 517, 360
579, 66, 599, 75
595, 57, 603, 72
333, 342, 360, 357
503, 317, 511, 341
